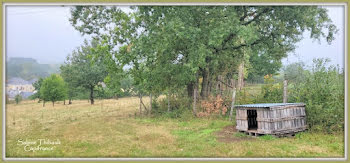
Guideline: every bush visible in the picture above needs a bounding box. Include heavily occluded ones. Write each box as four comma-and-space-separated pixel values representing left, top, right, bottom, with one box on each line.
288, 59, 344, 133
258, 74, 283, 103
152, 95, 193, 119
235, 88, 258, 105
255, 59, 344, 133
197, 95, 228, 117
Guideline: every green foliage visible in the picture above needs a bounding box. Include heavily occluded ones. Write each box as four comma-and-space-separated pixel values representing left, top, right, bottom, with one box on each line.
103, 74, 135, 98
29, 78, 44, 101
152, 96, 192, 119
258, 74, 283, 103
247, 51, 283, 83
40, 74, 67, 106
235, 89, 257, 105
288, 59, 344, 133
60, 39, 108, 104
282, 62, 307, 83
14, 94, 22, 104
69, 6, 337, 106
254, 59, 344, 133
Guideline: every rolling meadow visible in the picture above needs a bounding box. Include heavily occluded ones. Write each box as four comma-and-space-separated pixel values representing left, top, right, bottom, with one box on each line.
6, 96, 344, 158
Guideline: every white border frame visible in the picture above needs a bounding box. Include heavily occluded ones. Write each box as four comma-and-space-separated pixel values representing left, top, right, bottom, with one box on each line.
2, 2, 348, 161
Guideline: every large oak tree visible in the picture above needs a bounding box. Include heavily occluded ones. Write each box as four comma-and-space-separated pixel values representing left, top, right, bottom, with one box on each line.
69, 6, 337, 101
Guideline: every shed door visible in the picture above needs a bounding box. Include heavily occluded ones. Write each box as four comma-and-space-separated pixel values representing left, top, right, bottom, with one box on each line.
247, 110, 258, 130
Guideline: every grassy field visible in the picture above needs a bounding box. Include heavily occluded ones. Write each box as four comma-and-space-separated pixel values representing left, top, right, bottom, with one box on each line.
6, 97, 344, 158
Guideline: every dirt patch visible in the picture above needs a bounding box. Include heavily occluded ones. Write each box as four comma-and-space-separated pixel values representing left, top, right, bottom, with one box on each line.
215, 125, 255, 143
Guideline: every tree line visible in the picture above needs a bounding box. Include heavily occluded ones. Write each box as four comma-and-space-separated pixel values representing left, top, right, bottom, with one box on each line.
68, 6, 336, 112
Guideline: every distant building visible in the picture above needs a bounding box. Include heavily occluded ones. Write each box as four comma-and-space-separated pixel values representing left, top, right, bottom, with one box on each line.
6, 77, 36, 99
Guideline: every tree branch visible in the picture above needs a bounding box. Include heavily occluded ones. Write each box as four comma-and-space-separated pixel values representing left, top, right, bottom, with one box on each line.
241, 7, 271, 26
217, 78, 235, 89
140, 98, 149, 111
212, 8, 271, 54
239, 6, 249, 22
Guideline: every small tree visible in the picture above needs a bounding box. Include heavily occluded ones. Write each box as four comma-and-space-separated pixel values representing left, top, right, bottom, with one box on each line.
14, 94, 22, 104
31, 78, 44, 102
60, 39, 108, 105
40, 74, 67, 107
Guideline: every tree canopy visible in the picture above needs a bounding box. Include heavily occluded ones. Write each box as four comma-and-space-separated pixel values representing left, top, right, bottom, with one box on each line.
60, 40, 108, 104
69, 6, 337, 101
40, 74, 67, 106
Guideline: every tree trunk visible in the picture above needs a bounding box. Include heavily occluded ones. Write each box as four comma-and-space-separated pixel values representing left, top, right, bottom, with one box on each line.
69, 99, 72, 105
43, 101, 45, 107
90, 86, 94, 105
229, 79, 237, 121
200, 68, 210, 99
207, 80, 212, 97
167, 91, 170, 112
193, 84, 197, 117
64, 100, 65, 105
149, 93, 152, 115
52, 101, 54, 107
216, 78, 220, 96
193, 72, 199, 116
139, 94, 142, 115
187, 83, 194, 97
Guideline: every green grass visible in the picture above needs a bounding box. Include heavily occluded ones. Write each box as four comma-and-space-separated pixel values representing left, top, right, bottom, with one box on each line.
259, 135, 277, 140
5, 98, 344, 158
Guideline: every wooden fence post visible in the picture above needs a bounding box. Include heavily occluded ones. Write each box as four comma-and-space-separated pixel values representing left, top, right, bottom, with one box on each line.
229, 79, 237, 121
283, 79, 288, 103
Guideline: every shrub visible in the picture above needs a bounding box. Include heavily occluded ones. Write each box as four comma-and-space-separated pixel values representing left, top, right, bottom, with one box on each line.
197, 95, 228, 117
289, 59, 344, 133
152, 95, 192, 119
235, 88, 258, 105
258, 74, 283, 103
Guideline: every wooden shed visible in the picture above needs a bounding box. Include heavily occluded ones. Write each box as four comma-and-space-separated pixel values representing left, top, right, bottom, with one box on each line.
235, 103, 307, 136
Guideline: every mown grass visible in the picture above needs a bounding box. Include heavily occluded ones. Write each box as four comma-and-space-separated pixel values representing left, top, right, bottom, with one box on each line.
5, 97, 344, 158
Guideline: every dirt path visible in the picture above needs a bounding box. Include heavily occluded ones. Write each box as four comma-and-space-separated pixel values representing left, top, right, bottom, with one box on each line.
215, 125, 255, 143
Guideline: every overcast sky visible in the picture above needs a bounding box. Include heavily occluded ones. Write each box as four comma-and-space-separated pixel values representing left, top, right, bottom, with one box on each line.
6, 5, 345, 68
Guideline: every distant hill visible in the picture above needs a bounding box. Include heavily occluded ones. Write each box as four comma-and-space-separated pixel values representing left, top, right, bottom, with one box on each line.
6, 57, 60, 81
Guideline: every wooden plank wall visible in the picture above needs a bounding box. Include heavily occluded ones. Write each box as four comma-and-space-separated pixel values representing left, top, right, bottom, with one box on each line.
236, 105, 307, 134
236, 108, 248, 130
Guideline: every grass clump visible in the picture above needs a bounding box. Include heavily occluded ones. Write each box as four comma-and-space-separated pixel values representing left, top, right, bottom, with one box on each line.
259, 135, 277, 140
234, 132, 248, 138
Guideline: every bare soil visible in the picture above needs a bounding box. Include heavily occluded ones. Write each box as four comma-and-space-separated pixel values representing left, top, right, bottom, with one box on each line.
215, 125, 255, 143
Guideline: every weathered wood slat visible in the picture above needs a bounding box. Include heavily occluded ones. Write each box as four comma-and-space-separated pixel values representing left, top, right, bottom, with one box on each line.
235, 104, 307, 136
